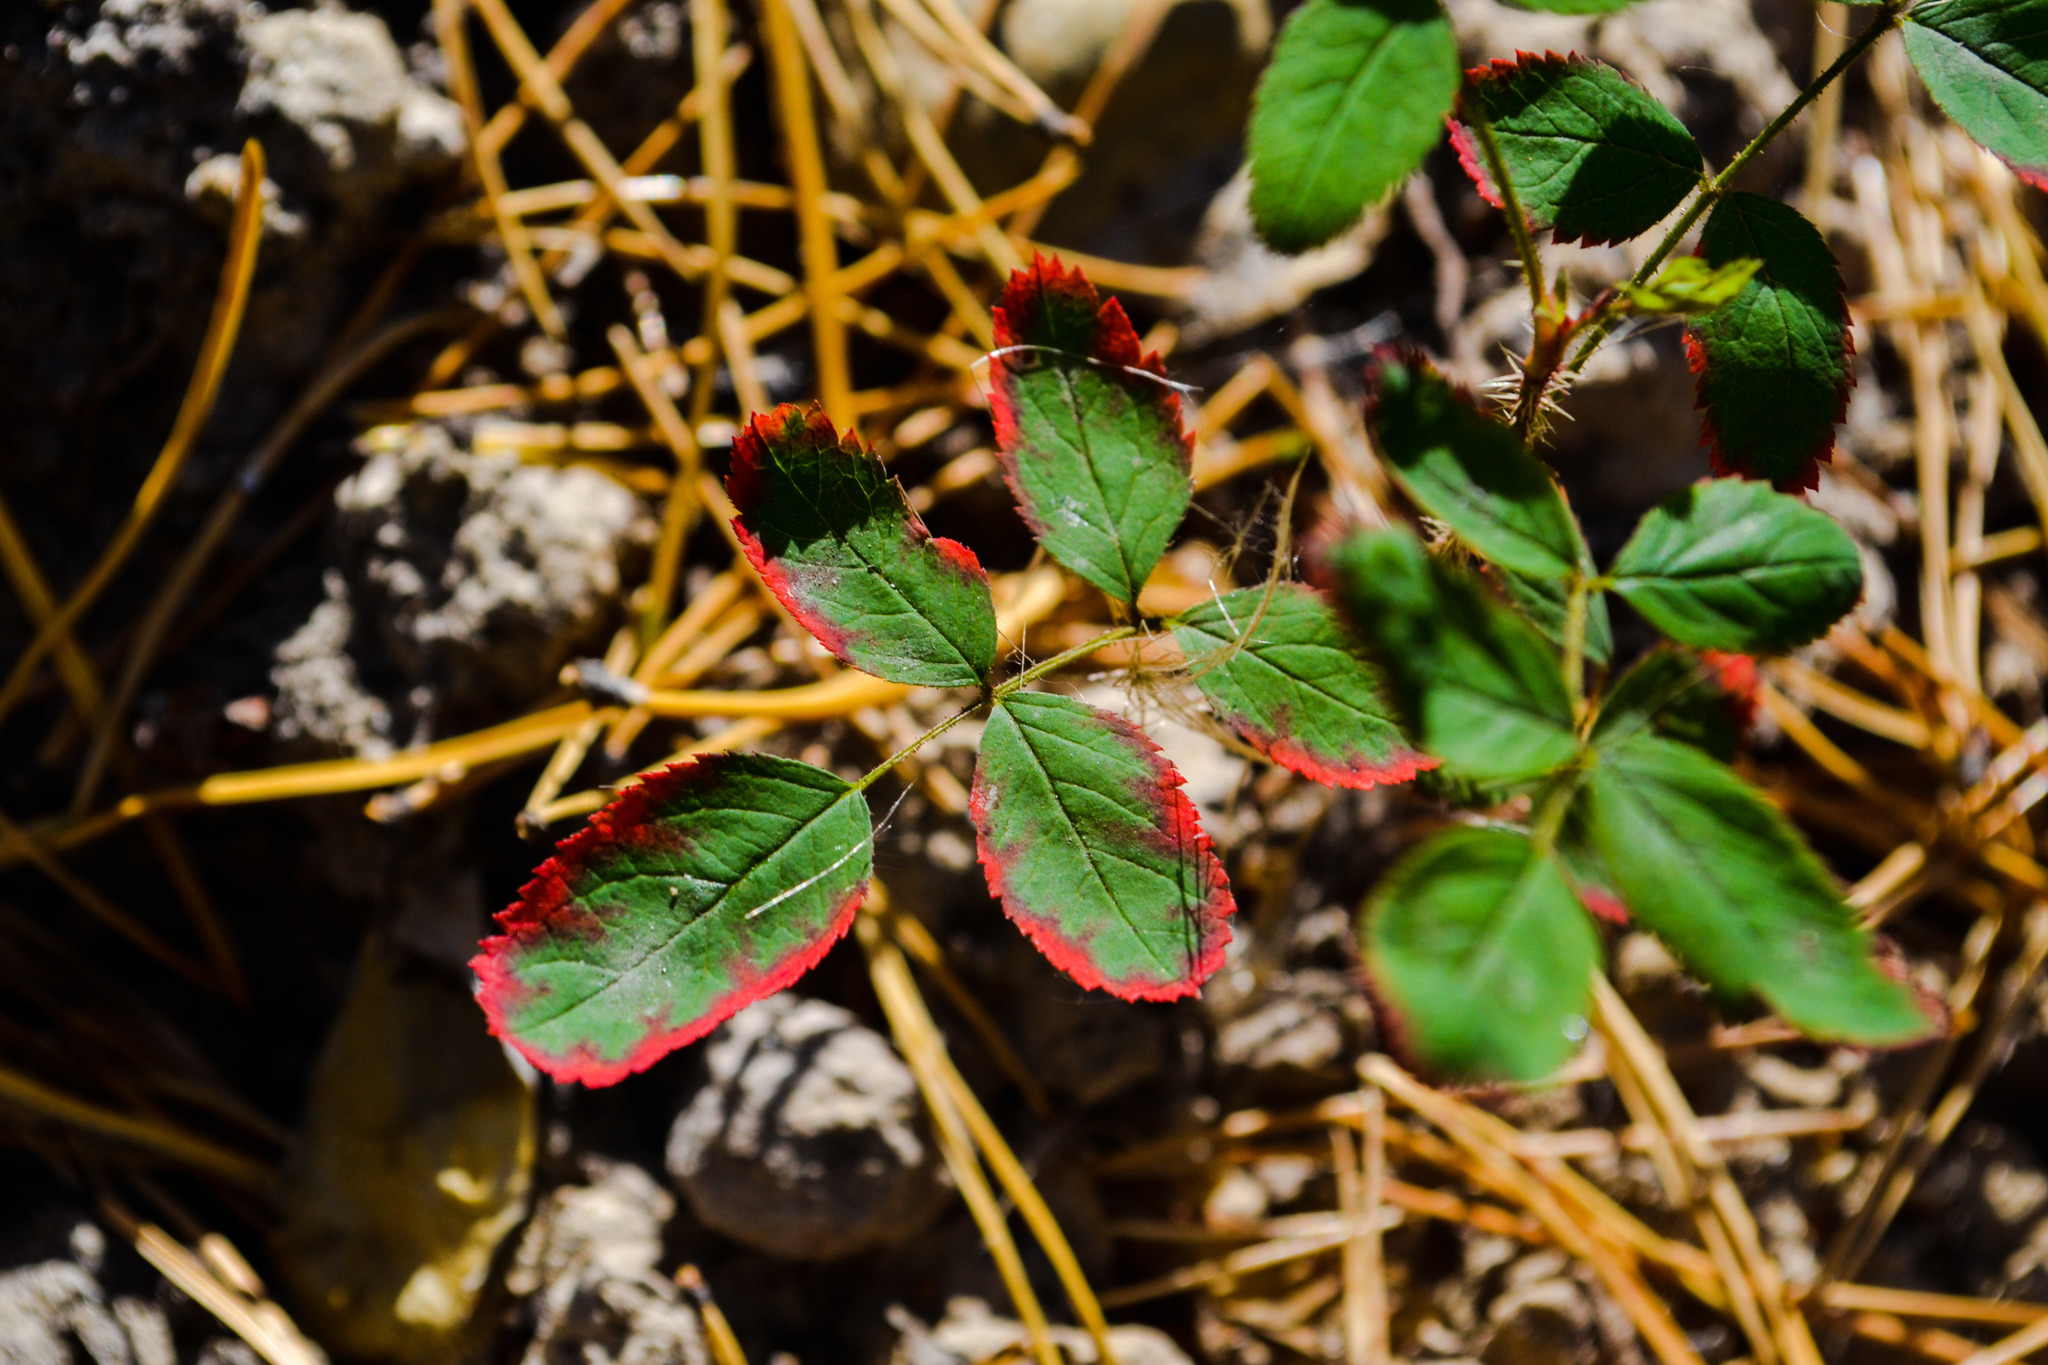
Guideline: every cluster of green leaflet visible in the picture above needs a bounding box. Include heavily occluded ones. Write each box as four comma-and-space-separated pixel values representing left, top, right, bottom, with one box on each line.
466, 0, 2046, 1086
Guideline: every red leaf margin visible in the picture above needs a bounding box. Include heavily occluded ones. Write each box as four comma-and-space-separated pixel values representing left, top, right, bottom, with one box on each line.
472, 755, 867, 1087
1236, 720, 1438, 791
969, 700, 1235, 1002
1450, 51, 1676, 248
727, 402, 992, 667
1682, 316, 1855, 493
987, 254, 1194, 543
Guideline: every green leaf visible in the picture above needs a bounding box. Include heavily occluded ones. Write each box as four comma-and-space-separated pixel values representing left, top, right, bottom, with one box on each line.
1454, 54, 1703, 246
1619, 256, 1762, 316
990, 257, 1193, 609
1363, 825, 1599, 1081
1610, 478, 1862, 653
971, 691, 1234, 1000
1685, 193, 1852, 489
476, 755, 872, 1086
1329, 529, 1579, 782
1368, 354, 1586, 580
1246, 0, 1460, 254
1906, 0, 2048, 189
1172, 584, 1432, 789
730, 405, 997, 687
1577, 735, 1935, 1044
1592, 644, 1749, 762
1500, 562, 1613, 667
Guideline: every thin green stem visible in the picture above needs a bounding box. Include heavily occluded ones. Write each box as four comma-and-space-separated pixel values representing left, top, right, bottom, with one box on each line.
1563, 0, 1907, 375
1527, 768, 1583, 857
1468, 108, 1550, 317
995, 626, 1140, 699
1562, 576, 1590, 723
850, 702, 980, 795
846, 625, 1144, 797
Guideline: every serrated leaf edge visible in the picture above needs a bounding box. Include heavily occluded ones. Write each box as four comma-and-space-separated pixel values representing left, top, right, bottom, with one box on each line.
1682, 202, 1857, 492
727, 403, 993, 676
1452, 50, 1699, 248
969, 695, 1235, 1002
473, 755, 869, 1086
987, 255, 1194, 601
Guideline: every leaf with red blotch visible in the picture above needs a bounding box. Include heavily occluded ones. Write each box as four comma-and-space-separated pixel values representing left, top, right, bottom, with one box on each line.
1171, 584, 1433, 789
971, 690, 1234, 1000
473, 754, 872, 1086
1454, 53, 1702, 246
1684, 194, 1852, 490
989, 257, 1192, 610
729, 405, 996, 688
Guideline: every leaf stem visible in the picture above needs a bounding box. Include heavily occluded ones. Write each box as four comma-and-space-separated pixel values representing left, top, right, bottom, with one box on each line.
1468, 107, 1550, 319
995, 626, 1141, 699
1563, 0, 1906, 375
845, 625, 1142, 797
1562, 576, 1590, 724
849, 702, 980, 796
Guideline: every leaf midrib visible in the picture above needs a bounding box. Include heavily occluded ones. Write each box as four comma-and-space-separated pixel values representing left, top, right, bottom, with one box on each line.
1001, 701, 1192, 979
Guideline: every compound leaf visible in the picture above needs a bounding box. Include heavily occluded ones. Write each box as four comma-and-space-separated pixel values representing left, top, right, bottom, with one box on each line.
1368, 354, 1586, 580
475, 755, 873, 1086
1685, 193, 1852, 489
1330, 529, 1579, 782
1578, 735, 1935, 1044
1905, 0, 2048, 189
730, 405, 997, 687
971, 691, 1234, 1000
1173, 584, 1432, 789
1247, 0, 1459, 253
1455, 53, 1702, 246
1610, 478, 1862, 653
1363, 825, 1598, 1081
990, 257, 1192, 609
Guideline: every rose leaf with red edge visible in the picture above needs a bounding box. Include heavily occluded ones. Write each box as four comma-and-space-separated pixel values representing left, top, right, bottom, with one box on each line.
1171, 584, 1432, 790
988, 257, 1193, 610
970, 690, 1234, 1000
729, 403, 996, 688
1684, 193, 1852, 490
1455, 52, 1702, 246
473, 754, 872, 1086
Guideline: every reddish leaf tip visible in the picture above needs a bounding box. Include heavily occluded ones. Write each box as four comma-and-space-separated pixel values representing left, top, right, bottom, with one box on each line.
477, 883, 867, 1087
970, 706, 1235, 1002
1248, 728, 1438, 790
730, 514, 856, 662
1699, 648, 1761, 735
1445, 116, 1503, 210
473, 754, 871, 1086
1575, 886, 1630, 927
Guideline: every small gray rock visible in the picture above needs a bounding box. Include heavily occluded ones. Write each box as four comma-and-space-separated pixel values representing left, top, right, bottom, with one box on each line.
0, 1246, 174, 1365
667, 995, 948, 1261
510, 1161, 707, 1365
889, 1297, 1194, 1365
272, 423, 649, 756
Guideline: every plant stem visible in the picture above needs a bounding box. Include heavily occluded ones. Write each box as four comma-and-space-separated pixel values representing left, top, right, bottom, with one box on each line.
1562, 576, 1590, 723
1563, 0, 1907, 375
846, 624, 1142, 797
1528, 772, 1581, 856
995, 626, 1141, 698
849, 702, 980, 795
1468, 108, 1550, 319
